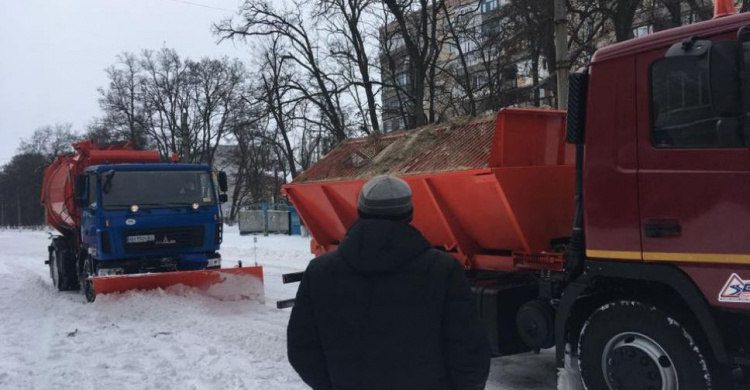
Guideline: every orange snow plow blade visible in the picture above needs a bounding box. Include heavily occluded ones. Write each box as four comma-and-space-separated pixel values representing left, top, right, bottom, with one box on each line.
90, 266, 264, 302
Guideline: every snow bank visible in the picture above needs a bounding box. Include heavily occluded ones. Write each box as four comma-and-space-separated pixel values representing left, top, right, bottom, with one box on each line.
0, 227, 563, 389
557, 345, 584, 390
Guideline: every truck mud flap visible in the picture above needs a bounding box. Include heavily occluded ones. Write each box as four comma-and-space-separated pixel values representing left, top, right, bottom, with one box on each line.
90, 267, 264, 302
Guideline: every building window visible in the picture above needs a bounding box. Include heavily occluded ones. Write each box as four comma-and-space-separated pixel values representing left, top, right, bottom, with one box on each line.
472, 74, 486, 88
383, 96, 399, 110
633, 25, 652, 37
682, 12, 696, 25
481, 19, 501, 36
650, 56, 741, 148
582, 19, 595, 36
396, 71, 409, 86
448, 42, 459, 57
388, 32, 404, 50
480, 0, 498, 13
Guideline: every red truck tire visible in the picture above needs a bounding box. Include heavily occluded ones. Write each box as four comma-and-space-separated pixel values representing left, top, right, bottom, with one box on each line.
578, 300, 712, 390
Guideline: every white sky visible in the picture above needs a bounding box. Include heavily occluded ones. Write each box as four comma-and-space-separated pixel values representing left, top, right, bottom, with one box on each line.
0, 0, 253, 163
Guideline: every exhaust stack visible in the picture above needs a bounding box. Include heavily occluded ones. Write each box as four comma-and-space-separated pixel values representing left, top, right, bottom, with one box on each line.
714, 0, 736, 18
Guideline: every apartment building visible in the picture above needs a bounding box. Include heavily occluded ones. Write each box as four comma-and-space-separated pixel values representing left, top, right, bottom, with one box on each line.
379, 0, 712, 132
379, 0, 552, 132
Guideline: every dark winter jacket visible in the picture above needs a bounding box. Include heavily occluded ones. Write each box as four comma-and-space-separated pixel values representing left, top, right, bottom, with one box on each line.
287, 218, 491, 390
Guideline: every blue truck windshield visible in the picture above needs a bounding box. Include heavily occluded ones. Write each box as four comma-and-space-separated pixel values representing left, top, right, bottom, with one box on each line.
101, 170, 216, 209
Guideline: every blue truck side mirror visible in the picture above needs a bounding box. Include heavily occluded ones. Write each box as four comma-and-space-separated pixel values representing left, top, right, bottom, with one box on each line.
74, 175, 86, 207
218, 171, 228, 193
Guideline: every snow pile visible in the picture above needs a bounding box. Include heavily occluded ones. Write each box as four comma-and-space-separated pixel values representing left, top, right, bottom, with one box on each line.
557, 345, 584, 390
0, 227, 564, 389
203, 272, 265, 303
0, 230, 310, 390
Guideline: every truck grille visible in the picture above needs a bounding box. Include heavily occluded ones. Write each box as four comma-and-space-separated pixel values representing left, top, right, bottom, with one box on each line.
122, 226, 204, 253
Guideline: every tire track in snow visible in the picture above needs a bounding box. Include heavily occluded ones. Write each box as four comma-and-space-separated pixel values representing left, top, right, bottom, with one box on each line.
0, 261, 88, 390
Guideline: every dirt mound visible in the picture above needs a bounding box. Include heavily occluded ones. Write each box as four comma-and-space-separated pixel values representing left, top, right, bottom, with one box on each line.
296, 114, 496, 183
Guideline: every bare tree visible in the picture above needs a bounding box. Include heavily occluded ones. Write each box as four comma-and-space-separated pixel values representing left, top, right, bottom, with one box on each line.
568, 0, 608, 67
256, 37, 301, 178
438, 2, 480, 117
315, 0, 381, 134
137, 48, 193, 159
188, 57, 248, 166
0, 153, 48, 226
97, 53, 148, 148
215, 0, 349, 142
224, 113, 282, 220
595, 0, 642, 42
97, 49, 249, 164
686, 0, 712, 20
379, 0, 445, 128
18, 123, 78, 161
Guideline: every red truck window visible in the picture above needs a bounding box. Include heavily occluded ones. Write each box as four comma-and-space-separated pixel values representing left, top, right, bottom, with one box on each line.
650, 56, 744, 148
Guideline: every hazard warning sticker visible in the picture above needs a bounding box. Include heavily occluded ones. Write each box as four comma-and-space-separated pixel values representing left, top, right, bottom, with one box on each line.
718, 273, 750, 303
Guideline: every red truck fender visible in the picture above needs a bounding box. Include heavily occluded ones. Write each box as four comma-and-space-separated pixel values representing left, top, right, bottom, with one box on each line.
554, 259, 729, 367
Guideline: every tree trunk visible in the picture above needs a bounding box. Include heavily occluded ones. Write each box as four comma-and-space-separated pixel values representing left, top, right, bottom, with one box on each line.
346, 13, 381, 134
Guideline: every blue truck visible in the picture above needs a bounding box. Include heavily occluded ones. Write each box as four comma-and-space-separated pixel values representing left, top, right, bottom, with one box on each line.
42, 140, 263, 302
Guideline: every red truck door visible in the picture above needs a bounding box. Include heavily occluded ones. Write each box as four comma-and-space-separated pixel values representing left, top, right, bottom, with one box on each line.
635, 45, 750, 266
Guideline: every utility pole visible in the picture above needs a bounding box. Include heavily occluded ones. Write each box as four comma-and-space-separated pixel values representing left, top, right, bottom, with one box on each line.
554, 0, 570, 109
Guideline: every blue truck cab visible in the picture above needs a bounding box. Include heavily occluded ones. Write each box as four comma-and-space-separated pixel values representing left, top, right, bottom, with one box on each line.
78, 163, 227, 277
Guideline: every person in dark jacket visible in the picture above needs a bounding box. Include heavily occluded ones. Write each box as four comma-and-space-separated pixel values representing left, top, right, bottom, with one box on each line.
287, 175, 491, 390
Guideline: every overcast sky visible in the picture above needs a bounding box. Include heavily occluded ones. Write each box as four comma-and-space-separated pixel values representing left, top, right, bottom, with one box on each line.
0, 0, 254, 163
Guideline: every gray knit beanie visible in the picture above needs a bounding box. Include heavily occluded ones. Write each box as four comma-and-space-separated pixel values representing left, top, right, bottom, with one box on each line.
357, 175, 413, 219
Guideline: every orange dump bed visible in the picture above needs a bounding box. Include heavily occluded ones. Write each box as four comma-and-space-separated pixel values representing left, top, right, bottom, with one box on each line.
283, 108, 575, 272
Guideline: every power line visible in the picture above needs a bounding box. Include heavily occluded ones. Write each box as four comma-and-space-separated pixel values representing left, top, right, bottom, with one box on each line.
158, 0, 236, 13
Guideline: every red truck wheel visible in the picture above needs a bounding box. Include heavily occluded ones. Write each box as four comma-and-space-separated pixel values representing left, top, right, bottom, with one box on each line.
578, 301, 712, 390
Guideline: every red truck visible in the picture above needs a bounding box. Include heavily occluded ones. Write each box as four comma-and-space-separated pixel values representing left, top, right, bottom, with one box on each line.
282, 4, 750, 389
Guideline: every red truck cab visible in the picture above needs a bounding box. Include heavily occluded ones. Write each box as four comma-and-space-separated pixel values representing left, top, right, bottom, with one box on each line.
561, 10, 750, 389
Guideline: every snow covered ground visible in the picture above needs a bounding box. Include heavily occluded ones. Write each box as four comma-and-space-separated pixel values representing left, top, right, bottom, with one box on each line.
0, 227, 573, 390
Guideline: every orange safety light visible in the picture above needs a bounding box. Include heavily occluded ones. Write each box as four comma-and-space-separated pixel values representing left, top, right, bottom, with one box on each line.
714, 0, 736, 18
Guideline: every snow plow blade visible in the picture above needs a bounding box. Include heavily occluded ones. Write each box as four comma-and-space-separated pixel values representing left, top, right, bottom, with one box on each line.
90, 266, 264, 302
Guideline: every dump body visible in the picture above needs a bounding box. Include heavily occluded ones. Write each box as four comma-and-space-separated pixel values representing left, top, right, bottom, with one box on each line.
283, 108, 575, 272
41, 140, 159, 234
